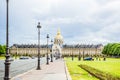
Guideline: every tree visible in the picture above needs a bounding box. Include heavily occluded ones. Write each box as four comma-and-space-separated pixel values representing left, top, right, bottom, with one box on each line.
112, 44, 120, 56
0, 44, 6, 55
102, 43, 120, 56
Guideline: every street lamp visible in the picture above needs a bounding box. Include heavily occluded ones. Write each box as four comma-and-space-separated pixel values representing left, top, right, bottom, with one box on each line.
36, 22, 41, 70
46, 34, 49, 65
78, 45, 81, 61
4, 0, 11, 80
83, 46, 85, 61
50, 39, 53, 62
72, 45, 74, 61
15, 52, 17, 59
16, 47, 18, 59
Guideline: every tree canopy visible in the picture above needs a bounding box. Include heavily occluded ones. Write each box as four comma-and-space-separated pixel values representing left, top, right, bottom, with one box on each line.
0, 44, 6, 55
102, 43, 120, 56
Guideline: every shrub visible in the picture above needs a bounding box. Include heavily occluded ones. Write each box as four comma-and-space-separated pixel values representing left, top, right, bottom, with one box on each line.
80, 64, 120, 80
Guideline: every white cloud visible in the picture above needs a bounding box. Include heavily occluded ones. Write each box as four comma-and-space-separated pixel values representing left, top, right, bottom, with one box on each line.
0, 0, 120, 45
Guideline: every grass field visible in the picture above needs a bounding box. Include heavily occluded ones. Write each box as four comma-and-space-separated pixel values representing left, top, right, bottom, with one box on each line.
0, 56, 20, 60
0, 56, 5, 60
65, 57, 120, 80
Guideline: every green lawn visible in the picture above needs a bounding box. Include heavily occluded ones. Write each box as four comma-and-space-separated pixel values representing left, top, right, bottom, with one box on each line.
65, 57, 120, 80
0, 56, 5, 60
65, 58, 99, 80
0, 56, 19, 60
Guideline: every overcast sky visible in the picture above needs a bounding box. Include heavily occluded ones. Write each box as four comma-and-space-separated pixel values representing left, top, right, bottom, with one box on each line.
0, 0, 120, 45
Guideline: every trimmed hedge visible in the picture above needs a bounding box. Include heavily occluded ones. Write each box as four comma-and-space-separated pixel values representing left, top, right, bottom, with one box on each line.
79, 64, 120, 80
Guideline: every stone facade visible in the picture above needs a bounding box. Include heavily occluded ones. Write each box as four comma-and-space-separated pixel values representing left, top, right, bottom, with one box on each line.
62, 44, 103, 56
9, 30, 103, 56
10, 44, 103, 56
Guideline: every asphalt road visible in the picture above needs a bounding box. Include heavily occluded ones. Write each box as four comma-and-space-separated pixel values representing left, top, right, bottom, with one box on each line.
0, 57, 46, 80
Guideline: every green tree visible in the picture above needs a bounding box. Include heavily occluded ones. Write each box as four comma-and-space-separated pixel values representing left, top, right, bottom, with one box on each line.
102, 45, 107, 55
112, 44, 120, 56
102, 43, 120, 56
0, 44, 6, 55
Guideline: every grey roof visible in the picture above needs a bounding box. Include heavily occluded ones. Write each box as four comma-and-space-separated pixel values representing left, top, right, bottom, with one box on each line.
63, 44, 103, 48
12, 44, 50, 48
12, 44, 103, 48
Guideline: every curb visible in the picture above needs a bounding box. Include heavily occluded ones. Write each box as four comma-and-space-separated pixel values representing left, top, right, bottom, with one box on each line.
64, 60, 72, 80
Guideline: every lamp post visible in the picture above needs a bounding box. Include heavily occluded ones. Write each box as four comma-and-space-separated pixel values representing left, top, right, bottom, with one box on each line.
46, 34, 49, 65
95, 46, 98, 61
36, 22, 41, 70
78, 45, 81, 61
72, 45, 74, 61
83, 47, 85, 61
4, 0, 11, 80
16, 47, 18, 59
15, 52, 17, 59
50, 39, 53, 62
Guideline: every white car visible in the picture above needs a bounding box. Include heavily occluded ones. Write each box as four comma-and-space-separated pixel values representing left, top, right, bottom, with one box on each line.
9, 57, 14, 61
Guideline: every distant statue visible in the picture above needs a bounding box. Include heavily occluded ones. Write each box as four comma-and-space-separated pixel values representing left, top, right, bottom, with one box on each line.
103, 57, 106, 61
99, 58, 101, 61
96, 57, 98, 60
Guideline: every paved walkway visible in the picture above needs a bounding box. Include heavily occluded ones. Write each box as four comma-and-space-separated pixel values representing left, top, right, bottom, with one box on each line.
12, 59, 71, 80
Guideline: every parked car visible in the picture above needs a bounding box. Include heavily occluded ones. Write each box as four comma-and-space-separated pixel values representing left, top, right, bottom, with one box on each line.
19, 56, 30, 59
9, 57, 14, 61
31, 56, 35, 59
84, 57, 94, 61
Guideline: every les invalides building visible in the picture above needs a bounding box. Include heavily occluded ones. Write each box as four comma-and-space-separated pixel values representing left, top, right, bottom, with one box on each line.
10, 29, 103, 57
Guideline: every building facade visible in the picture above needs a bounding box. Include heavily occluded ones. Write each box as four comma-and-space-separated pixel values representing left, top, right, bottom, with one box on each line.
10, 30, 103, 56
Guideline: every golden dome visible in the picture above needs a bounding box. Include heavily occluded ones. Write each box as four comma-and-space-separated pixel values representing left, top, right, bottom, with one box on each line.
55, 29, 63, 39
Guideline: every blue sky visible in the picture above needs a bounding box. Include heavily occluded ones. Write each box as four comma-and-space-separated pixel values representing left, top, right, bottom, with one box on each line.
0, 0, 120, 45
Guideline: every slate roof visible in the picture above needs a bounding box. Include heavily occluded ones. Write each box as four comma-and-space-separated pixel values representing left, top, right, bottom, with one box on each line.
62, 44, 103, 48
12, 44, 103, 48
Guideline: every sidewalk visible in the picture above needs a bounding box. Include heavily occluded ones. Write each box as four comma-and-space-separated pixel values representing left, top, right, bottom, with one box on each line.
12, 59, 71, 80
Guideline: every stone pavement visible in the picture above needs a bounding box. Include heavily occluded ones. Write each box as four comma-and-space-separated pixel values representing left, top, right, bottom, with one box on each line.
12, 59, 71, 80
